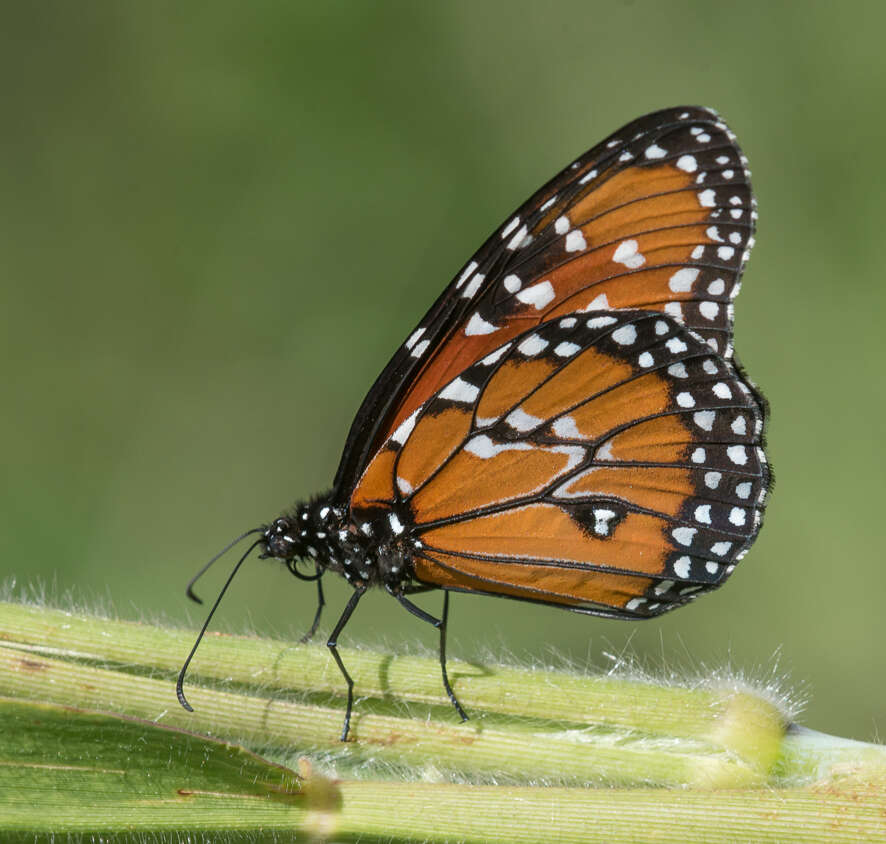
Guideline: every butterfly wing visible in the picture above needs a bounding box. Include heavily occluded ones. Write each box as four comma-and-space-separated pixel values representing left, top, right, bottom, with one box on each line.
334, 106, 756, 501
352, 310, 769, 616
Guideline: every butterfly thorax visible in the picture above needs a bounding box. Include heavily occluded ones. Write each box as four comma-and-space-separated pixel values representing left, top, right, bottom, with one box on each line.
262, 496, 417, 592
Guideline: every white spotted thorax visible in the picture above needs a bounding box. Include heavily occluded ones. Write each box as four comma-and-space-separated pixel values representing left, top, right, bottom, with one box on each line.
264, 499, 418, 590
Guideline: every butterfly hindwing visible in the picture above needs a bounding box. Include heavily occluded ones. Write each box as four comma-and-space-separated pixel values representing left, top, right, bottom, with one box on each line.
334, 106, 756, 501
352, 310, 769, 618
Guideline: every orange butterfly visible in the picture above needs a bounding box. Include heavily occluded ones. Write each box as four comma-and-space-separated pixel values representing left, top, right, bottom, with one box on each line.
179, 106, 770, 740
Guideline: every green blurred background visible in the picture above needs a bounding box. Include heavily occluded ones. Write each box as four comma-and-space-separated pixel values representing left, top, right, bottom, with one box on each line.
2, 1, 884, 741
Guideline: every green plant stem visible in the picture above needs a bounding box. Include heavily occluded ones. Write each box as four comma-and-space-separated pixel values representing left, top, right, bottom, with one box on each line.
3, 695, 886, 843
0, 643, 757, 787
333, 780, 886, 843
2, 598, 886, 842
0, 600, 784, 782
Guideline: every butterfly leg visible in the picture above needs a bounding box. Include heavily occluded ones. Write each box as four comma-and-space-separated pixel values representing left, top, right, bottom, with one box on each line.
328, 586, 366, 741
396, 591, 468, 723
299, 567, 325, 643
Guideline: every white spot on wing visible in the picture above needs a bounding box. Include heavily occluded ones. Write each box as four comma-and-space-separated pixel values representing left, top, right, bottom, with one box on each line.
517, 334, 549, 356
516, 280, 556, 310
552, 444, 586, 472
700, 301, 719, 320
654, 579, 675, 595
506, 224, 529, 250
501, 217, 520, 239
645, 143, 667, 159
465, 313, 499, 336
455, 261, 478, 289
464, 435, 532, 460
552, 415, 582, 439
673, 527, 697, 546
503, 274, 522, 293
668, 362, 688, 378
592, 508, 618, 535
677, 154, 697, 172
461, 273, 485, 298
664, 302, 683, 320
669, 268, 700, 292
665, 337, 688, 354
439, 377, 479, 404
554, 215, 570, 234
693, 410, 716, 431
391, 409, 419, 445
480, 343, 512, 365
612, 239, 646, 269
612, 324, 637, 345
554, 340, 581, 357
405, 327, 425, 350
505, 407, 542, 432
411, 339, 430, 358
584, 293, 611, 311
595, 438, 615, 461
565, 229, 587, 252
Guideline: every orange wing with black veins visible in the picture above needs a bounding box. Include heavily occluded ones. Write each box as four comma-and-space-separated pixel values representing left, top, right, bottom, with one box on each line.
335, 106, 756, 501
352, 310, 769, 618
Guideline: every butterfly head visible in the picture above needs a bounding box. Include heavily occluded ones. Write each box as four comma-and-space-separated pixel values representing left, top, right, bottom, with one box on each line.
262, 516, 304, 563
259, 497, 353, 579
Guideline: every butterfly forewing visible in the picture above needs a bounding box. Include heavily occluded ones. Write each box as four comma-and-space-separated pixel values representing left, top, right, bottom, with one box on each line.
352, 310, 768, 617
334, 106, 756, 500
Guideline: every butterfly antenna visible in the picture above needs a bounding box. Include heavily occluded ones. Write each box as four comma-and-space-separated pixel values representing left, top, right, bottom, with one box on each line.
185, 528, 264, 604
177, 537, 263, 712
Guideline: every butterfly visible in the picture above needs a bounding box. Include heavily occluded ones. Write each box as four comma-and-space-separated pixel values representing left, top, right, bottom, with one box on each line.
177, 106, 771, 741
